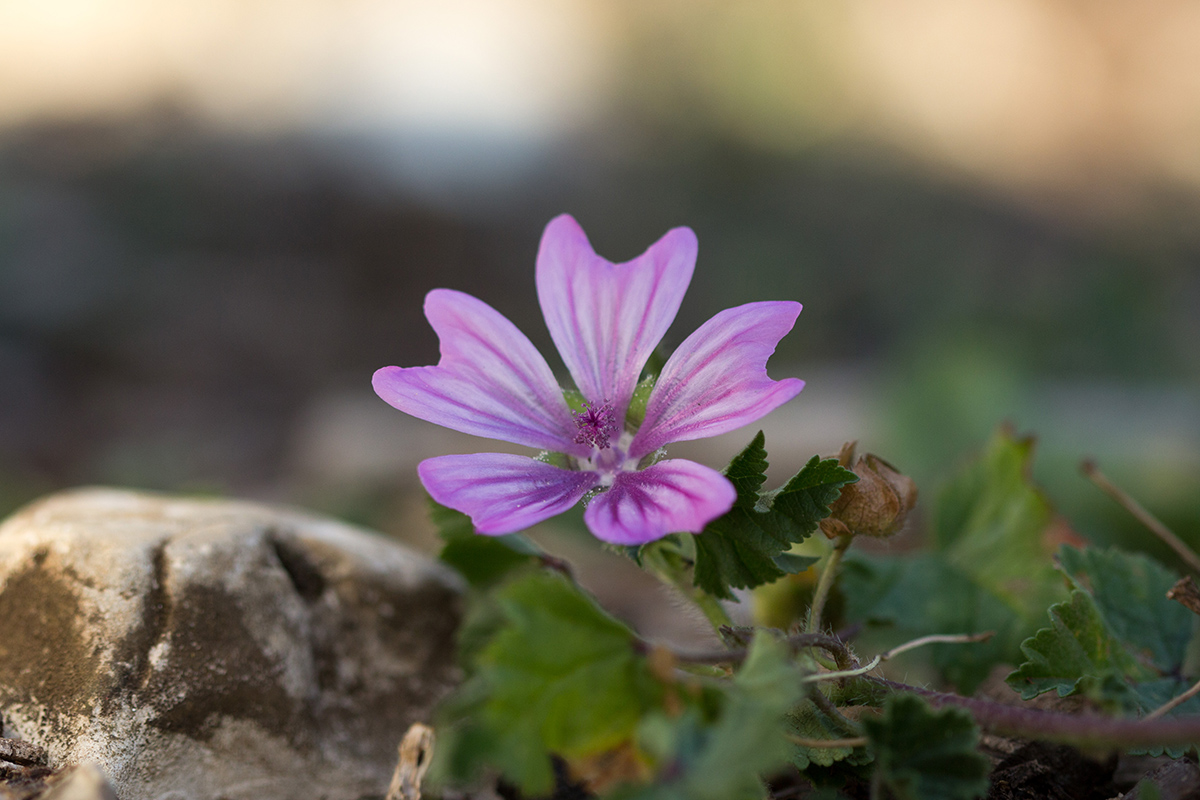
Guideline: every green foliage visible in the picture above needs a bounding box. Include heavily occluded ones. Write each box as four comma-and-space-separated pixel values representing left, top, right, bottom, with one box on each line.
842, 553, 1016, 694
431, 501, 537, 589
690, 432, 856, 600
618, 634, 805, 800
1056, 546, 1193, 674
933, 428, 1060, 625
841, 428, 1066, 692
786, 697, 870, 770
1005, 590, 1146, 702
863, 695, 990, 800
447, 572, 662, 795
1007, 546, 1199, 721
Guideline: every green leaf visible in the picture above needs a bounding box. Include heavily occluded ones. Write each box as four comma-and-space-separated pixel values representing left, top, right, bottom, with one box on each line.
624, 634, 805, 800
786, 697, 869, 769
471, 572, 662, 795
841, 553, 1019, 693
1057, 545, 1193, 674
431, 500, 537, 589
1006, 546, 1197, 721
933, 428, 1060, 625
691, 433, 857, 600
1006, 590, 1146, 702
863, 694, 990, 800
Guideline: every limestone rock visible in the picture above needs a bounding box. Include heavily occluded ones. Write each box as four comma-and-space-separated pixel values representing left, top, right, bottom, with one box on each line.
0, 489, 463, 800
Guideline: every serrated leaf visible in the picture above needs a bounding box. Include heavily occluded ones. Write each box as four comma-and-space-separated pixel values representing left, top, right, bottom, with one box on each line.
472, 572, 662, 794
786, 698, 869, 769
431, 500, 537, 589
1005, 590, 1147, 702
1057, 546, 1193, 674
863, 694, 990, 800
691, 434, 856, 600
1007, 546, 1198, 720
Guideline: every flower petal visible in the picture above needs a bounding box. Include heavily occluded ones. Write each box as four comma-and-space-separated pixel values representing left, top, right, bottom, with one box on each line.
374, 289, 586, 454
419, 453, 600, 535
583, 460, 735, 545
536, 214, 696, 417
629, 301, 805, 459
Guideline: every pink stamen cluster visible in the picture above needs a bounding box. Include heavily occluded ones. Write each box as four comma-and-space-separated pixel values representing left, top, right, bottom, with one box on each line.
572, 401, 618, 450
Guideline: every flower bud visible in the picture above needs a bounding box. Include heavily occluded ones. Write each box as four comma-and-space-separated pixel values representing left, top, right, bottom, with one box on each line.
820, 444, 917, 539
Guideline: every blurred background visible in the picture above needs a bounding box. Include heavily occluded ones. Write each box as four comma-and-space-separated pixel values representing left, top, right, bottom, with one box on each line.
1, 0, 1198, 611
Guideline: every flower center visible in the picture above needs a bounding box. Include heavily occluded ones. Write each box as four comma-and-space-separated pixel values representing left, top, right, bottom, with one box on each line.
573, 400, 618, 450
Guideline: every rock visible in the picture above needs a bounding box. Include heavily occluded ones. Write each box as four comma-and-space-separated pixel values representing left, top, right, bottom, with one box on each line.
0, 489, 463, 800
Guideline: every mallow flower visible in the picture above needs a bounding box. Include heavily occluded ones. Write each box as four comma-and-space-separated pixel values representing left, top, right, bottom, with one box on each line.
372, 214, 804, 546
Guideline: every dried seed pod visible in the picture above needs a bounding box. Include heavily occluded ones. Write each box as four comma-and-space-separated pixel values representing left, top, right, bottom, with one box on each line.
820, 446, 917, 539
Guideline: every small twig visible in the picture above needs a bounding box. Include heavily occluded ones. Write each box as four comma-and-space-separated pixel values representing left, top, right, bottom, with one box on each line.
878, 632, 994, 662
1082, 460, 1200, 575
386, 723, 434, 800
0, 738, 47, 768
1146, 677, 1200, 720
808, 533, 852, 634
800, 656, 881, 684
788, 734, 869, 749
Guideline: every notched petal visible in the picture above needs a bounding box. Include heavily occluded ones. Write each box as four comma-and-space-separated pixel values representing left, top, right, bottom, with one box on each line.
536, 214, 696, 420
629, 301, 805, 458
373, 289, 584, 454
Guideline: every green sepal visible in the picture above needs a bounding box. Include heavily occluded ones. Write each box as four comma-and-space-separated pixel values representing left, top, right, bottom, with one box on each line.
625, 373, 657, 431
563, 388, 587, 413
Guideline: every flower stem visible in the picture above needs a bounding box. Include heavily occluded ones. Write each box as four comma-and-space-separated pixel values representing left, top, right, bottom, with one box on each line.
675, 574, 733, 631
807, 533, 852, 634
641, 541, 732, 632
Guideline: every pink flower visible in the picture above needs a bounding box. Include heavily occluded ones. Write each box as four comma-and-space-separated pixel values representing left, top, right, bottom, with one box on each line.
372, 215, 805, 545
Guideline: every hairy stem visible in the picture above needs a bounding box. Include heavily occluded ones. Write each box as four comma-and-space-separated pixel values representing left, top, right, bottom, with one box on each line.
640, 543, 732, 632
873, 677, 1200, 748
658, 632, 853, 669
807, 533, 852, 634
